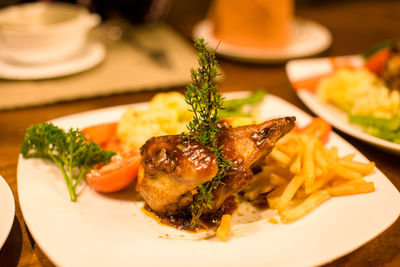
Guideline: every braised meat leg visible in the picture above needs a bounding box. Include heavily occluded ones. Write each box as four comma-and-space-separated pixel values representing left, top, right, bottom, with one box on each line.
137, 116, 295, 216
206, 116, 296, 213
137, 135, 218, 216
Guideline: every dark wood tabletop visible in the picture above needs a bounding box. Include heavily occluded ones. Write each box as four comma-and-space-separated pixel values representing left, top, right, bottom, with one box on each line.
1, 0, 399, 266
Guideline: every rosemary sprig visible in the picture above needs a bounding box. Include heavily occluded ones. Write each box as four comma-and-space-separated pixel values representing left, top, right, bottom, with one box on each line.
184, 38, 231, 227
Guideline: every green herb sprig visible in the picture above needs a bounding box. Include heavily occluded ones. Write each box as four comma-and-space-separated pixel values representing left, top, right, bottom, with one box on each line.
220, 90, 266, 118
21, 122, 116, 201
363, 39, 397, 59
184, 38, 231, 226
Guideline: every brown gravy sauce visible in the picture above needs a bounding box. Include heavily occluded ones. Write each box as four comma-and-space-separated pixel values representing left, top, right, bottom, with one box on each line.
143, 196, 238, 232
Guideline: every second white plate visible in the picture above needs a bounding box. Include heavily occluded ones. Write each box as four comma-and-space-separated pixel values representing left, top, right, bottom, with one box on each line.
286, 55, 400, 155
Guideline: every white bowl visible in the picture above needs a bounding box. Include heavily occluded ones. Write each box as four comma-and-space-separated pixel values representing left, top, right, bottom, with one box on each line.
0, 2, 100, 65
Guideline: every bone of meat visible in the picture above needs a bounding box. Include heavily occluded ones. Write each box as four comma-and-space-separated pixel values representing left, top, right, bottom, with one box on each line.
137, 135, 218, 216
137, 116, 295, 216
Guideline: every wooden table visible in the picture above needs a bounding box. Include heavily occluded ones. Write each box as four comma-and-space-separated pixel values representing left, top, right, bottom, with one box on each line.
0, 0, 399, 266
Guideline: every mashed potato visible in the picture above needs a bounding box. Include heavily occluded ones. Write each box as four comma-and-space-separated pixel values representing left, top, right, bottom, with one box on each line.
317, 68, 400, 118
117, 91, 263, 150
117, 92, 192, 150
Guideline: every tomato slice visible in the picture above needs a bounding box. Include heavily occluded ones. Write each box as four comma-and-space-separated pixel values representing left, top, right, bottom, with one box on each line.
86, 151, 141, 193
364, 48, 390, 76
82, 122, 117, 145
297, 117, 332, 144
292, 73, 332, 92
82, 122, 123, 153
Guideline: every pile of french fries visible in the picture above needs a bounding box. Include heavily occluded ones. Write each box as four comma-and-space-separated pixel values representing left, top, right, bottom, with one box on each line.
242, 129, 376, 223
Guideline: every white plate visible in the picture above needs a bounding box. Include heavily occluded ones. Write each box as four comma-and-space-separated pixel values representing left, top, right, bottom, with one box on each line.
0, 175, 15, 249
286, 55, 400, 155
17, 93, 400, 267
0, 41, 105, 80
192, 18, 332, 63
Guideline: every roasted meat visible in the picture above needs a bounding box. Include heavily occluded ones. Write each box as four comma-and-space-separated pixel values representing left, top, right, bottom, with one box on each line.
137, 135, 218, 215
137, 116, 296, 216
205, 116, 296, 213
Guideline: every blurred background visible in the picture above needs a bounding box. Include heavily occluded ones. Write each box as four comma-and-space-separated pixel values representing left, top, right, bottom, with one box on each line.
0, 0, 397, 109
0, 0, 387, 26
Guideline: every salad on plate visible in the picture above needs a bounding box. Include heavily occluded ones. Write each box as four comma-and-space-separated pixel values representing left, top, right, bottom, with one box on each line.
287, 39, 400, 153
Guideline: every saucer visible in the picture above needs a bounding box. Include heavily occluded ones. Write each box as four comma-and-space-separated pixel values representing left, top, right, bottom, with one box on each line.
0, 41, 106, 80
192, 18, 332, 63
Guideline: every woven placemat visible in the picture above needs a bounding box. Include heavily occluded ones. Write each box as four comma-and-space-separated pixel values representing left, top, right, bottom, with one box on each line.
0, 23, 198, 110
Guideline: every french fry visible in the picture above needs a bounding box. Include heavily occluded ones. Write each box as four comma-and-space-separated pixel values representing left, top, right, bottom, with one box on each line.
250, 119, 376, 224
338, 159, 375, 175
306, 172, 334, 194
269, 148, 291, 165
269, 173, 288, 186
276, 173, 304, 211
294, 188, 307, 199
340, 153, 356, 161
303, 136, 317, 194
261, 165, 281, 175
280, 190, 330, 223
315, 166, 324, 177
314, 146, 328, 174
276, 131, 298, 147
244, 184, 275, 201
325, 146, 338, 162
278, 140, 298, 156
268, 218, 279, 224
267, 184, 287, 210
327, 180, 375, 196
216, 214, 232, 241
243, 169, 273, 193
331, 163, 363, 180
290, 150, 302, 174
270, 165, 293, 179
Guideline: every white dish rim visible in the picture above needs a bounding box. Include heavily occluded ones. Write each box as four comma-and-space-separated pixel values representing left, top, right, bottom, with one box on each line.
0, 174, 15, 249
0, 40, 105, 80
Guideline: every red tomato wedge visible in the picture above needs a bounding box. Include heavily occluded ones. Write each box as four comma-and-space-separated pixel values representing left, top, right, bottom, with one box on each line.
292, 73, 332, 92
82, 122, 123, 153
82, 122, 117, 145
364, 48, 390, 76
86, 151, 141, 193
296, 117, 332, 144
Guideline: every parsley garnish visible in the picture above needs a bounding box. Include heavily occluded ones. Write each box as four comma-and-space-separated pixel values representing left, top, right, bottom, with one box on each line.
184, 38, 231, 227
21, 122, 115, 201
